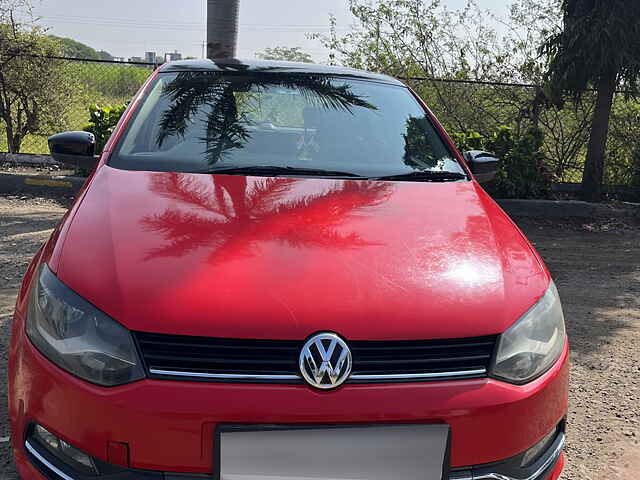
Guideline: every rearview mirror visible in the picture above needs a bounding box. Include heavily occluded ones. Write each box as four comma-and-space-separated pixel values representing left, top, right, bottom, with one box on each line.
48, 131, 98, 170
463, 150, 499, 183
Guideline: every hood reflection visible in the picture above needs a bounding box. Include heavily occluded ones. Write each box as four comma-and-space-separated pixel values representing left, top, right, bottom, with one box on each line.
141, 173, 393, 264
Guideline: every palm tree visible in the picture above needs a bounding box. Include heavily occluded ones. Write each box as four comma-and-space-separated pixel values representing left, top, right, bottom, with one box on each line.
542, 0, 640, 202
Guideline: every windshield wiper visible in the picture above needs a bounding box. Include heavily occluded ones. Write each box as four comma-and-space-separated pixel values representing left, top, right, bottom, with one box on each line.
373, 171, 468, 182
207, 165, 365, 178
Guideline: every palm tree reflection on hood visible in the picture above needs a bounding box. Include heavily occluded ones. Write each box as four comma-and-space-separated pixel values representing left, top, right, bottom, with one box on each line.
156, 70, 377, 166
141, 173, 393, 264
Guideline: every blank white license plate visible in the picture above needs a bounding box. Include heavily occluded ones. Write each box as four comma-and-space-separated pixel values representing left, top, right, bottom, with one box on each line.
218, 424, 450, 480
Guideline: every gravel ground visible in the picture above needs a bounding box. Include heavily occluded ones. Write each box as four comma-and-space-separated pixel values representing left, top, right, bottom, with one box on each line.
519, 216, 640, 480
0, 163, 75, 177
0, 194, 639, 479
1, 194, 72, 479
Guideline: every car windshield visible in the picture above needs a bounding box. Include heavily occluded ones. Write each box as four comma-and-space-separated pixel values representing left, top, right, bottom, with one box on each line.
109, 70, 466, 180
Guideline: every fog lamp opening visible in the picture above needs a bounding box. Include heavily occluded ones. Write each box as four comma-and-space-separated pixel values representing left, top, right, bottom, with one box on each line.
521, 424, 563, 468
29, 424, 98, 476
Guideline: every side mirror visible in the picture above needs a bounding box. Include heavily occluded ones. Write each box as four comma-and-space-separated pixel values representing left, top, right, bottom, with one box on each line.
48, 131, 99, 170
464, 150, 500, 183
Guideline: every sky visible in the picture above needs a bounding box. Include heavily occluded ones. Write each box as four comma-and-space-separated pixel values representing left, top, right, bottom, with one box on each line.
31, 0, 510, 62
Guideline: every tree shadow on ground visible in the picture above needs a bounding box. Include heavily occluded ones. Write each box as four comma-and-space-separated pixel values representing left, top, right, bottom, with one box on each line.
0, 211, 64, 292
514, 217, 640, 361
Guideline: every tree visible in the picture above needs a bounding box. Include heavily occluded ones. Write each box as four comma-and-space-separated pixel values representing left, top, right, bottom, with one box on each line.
97, 50, 113, 61
0, 1, 83, 152
311, 0, 562, 135
49, 35, 112, 60
312, 0, 640, 192
256, 46, 314, 63
542, 0, 640, 202
49, 36, 113, 60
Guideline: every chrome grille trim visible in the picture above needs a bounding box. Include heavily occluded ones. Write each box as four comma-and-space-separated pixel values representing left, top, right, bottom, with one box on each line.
149, 369, 300, 381
350, 368, 486, 381
149, 368, 487, 381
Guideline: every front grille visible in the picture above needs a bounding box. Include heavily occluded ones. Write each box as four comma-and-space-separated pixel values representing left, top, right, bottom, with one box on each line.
349, 336, 496, 380
134, 332, 497, 383
136, 333, 301, 378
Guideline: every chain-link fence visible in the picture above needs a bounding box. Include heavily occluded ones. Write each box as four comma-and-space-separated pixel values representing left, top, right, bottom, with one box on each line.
1, 55, 639, 189
0, 55, 154, 155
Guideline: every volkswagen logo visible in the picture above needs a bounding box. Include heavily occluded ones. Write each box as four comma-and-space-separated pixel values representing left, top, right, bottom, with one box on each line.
299, 333, 352, 389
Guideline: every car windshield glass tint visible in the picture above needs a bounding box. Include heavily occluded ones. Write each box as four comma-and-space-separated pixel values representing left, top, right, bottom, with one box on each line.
109, 70, 466, 179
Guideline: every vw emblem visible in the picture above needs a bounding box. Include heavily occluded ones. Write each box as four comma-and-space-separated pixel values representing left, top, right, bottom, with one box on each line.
299, 333, 352, 389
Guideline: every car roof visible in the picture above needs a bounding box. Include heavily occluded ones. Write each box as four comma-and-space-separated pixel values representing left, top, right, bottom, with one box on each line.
159, 58, 405, 87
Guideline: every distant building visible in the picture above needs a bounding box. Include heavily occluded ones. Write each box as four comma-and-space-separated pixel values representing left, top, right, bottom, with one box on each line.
145, 51, 157, 64
129, 56, 144, 63
164, 50, 183, 63
112, 56, 126, 62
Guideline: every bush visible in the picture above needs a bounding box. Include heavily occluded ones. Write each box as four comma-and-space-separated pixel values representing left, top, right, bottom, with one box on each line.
453, 126, 553, 199
83, 104, 127, 153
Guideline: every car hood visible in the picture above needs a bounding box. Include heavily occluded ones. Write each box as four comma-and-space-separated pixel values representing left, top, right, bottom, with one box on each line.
56, 166, 548, 340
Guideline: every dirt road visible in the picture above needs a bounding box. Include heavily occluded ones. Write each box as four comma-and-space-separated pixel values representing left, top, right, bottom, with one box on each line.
1, 194, 638, 479
519, 216, 640, 479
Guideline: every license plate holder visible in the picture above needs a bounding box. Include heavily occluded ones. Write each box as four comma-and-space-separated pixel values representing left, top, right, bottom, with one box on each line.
215, 424, 451, 480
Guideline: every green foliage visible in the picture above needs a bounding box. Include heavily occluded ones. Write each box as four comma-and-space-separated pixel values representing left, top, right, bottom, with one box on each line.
49, 35, 112, 60
309, 0, 640, 195
256, 46, 314, 63
314, 0, 560, 84
0, 19, 88, 152
486, 127, 553, 199
97, 50, 113, 61
450, 131, 484, 151
0, 54, 149, 154
69, 62, 151, 101
311, 0, 574, 183
541, 0, 640, 201
606, 99, 640, 187
542, 0, 640, 101
2, 1, 638, 197
83, 104, 127, 153
455, 126, 553, 199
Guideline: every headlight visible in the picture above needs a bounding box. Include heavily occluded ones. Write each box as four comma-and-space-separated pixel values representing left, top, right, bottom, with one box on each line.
26, 264, 145, 386
491, 281, 566, 384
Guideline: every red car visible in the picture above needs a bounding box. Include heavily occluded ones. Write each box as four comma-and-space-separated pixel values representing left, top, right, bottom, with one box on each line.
9, 59, 568, 480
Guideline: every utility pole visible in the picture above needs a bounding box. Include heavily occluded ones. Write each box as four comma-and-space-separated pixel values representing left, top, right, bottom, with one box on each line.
206, 0, 240, 59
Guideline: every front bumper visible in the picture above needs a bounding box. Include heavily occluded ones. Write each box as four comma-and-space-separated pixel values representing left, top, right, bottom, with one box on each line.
22, 426, 565, 480
9, 313, 569, 479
